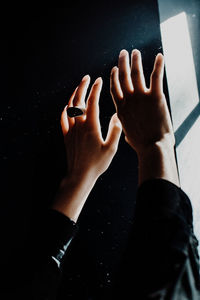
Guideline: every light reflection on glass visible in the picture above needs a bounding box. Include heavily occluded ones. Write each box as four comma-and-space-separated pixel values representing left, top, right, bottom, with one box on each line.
160, 12, 200, 252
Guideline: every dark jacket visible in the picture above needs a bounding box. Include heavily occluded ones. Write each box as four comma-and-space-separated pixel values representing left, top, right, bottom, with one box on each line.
2, 179, 200, 299
113, 179, 200, 299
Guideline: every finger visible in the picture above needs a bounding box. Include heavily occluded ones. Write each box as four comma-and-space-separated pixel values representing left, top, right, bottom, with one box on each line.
73, 74, 90, 107
110, 66, 123, 111
60, 105, 70, 136
104, 113, 122, 152
86, 77, 102, 133
150, 53, 164, 96
118, 49, 133, 96
68, 86, 78, 107
131, 49, 147, 92
66, 87, 79, 128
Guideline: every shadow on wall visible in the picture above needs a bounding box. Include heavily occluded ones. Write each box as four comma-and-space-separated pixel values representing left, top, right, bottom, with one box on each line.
175, 102, 200, 147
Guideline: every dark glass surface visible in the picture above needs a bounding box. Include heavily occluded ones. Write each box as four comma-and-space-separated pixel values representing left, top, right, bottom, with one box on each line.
1, 1, 164, 298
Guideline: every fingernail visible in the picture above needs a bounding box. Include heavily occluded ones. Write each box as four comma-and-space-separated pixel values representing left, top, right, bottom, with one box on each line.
94, 77, 102, 85
112, 114, 121, 127
114, 120, 122, 130
111, 66, 117, 74
82, 74, 90, 81
156, 53, 164, 64
115, 119, 122, 127
119, 49, 127, 57
132, 49, 140, 56
157, 53, 164, 59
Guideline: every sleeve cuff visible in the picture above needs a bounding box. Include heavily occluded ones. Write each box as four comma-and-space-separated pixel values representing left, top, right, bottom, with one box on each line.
35, 209, 79, 263
136, 178, 194, 228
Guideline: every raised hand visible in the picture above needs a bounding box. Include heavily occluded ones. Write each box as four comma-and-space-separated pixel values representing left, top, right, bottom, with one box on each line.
110, 49, 175, 155
52, 75, 122, 221
110, 49, 179, 186
61, 75, 122, 180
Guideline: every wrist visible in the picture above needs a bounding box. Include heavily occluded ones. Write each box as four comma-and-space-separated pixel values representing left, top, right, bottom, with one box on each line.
137, 140, 180, 187
52, 173, 98, 222
59, 171, 97, 190
137, 139, 174, 159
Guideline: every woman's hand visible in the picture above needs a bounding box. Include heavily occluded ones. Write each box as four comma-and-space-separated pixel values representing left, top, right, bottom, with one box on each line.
61, 75, 122, 181
110, 49, 180, 187
52, 75, 122, 221
110, 49, 175, 154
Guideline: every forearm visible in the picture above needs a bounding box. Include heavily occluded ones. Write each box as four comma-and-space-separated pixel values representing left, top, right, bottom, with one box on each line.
51, 173, 97, 222
137, 139, 180, 187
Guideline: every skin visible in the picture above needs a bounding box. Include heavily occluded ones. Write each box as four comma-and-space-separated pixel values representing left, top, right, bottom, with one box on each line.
52, 75, 122, 222
52, 49, 180, 222
110, 49, 180, 187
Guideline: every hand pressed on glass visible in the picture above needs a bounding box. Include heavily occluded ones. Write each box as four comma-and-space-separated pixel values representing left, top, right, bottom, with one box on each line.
61, 75, 122, 180
52, 75, 122, 221
110, 49, 175, 154
110, 49, 179, 186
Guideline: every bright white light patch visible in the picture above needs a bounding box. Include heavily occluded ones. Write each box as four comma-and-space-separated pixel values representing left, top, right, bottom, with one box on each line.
160, 12, 200, 251
160, 12, 199, 132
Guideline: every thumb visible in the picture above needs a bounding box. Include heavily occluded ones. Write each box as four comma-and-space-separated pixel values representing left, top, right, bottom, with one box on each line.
104, 113, 122, 151
60, 105, 69, 135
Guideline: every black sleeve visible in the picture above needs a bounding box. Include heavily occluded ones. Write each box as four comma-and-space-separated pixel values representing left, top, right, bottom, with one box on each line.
29, 209, 79, 300
113, 179, 200, 300
1, 209, 79, 300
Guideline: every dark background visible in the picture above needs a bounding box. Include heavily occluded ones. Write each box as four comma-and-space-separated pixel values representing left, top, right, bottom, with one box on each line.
2, 0, 198, 299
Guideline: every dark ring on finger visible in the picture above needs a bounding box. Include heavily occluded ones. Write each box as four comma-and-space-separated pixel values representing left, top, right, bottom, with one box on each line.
66, 106, 86, 118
